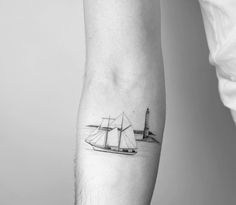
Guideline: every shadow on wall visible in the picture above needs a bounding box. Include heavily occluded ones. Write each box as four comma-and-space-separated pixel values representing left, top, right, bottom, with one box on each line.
152, 0, 236, 205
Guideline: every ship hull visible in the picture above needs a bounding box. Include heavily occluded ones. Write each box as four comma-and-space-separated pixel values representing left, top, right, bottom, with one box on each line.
89, 144, 137, 155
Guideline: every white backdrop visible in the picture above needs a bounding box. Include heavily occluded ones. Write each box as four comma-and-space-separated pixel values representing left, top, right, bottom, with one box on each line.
0, 0, 235, 205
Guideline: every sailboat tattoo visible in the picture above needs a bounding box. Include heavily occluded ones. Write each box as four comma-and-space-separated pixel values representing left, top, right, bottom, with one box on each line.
85, 108, 159, 155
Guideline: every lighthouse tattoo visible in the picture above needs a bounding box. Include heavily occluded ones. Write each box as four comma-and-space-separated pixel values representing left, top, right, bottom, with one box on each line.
85, 108, 160, 155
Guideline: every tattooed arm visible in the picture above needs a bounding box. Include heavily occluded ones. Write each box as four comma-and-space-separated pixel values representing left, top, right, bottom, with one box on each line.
76, 0, 165, 205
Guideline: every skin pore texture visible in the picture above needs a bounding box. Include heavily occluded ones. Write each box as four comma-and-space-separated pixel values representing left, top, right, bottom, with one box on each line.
76, 0, 165, 204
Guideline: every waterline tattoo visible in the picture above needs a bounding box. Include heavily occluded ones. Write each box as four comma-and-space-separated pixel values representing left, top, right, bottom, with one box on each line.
84, 108, 160, 155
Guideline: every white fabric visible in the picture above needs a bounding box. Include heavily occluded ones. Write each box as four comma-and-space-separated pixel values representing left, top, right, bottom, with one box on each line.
199, 0, 236, 111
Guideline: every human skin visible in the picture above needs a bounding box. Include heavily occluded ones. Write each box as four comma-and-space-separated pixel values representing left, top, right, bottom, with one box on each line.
75, 0, 165, 205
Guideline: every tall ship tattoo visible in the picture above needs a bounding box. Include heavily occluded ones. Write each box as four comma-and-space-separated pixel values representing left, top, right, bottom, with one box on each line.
85, 108, 159, 155
85, 112, 137, 155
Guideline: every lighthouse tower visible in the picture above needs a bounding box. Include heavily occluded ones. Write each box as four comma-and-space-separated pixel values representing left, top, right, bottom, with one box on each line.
143, 108, 150, 139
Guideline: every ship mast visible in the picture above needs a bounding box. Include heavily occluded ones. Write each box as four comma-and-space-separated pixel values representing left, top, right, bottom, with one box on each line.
104, 116, 110, 148
118, 113, 124, 150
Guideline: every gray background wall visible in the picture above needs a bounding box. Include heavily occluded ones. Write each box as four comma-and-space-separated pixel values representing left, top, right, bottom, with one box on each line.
0, 0, 235, 205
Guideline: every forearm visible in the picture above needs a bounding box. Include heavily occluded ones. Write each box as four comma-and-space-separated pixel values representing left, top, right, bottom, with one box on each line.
76, 1, 165, 204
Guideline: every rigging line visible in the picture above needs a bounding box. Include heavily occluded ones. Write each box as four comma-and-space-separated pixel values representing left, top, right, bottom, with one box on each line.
88, 129, 102, 138
89, 128, 100, 136
87, 119, 103, 138
87, 129, 103, 139
115, 113, 122, 120
87, 130, 103, 141
93, 133, 104, 144
90, 135, 103, 145
88, 133, 99, 139
123, 113, 133, 126
87, 132, 103, 142
110, 113, 122, 126
89, 132, 104, 142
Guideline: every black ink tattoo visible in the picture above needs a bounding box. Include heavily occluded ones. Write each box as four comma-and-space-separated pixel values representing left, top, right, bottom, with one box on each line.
85, 108, 160, 155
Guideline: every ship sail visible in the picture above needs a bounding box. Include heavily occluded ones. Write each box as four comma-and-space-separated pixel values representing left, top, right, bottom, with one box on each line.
106, 127, 119, 147
88, 126, 100, 136
86, 129, 105, 147
120, 126, 136, 149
